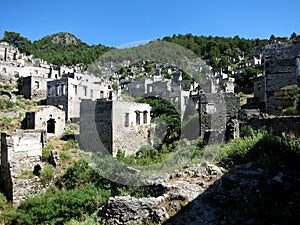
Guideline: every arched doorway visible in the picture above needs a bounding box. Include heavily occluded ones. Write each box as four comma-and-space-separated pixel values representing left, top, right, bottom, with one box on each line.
47, 118, 56, 134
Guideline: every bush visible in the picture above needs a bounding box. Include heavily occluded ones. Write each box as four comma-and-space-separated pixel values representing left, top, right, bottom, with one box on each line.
40, 164, 54, 186
59, 150, 72, 161
42, 144, 54, 161
57, 159, 109, 190
136, 145, 158, 158
15, 184, 109, 225
0, 192, 7, 209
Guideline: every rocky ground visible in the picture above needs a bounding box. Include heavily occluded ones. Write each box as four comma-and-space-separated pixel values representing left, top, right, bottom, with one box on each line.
99, 160, 300, 225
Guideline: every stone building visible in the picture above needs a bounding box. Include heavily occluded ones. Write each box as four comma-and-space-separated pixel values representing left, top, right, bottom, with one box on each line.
18, 76, 48, 101
0, 42, 23, 62
79, 99, 152, 156
197, 92, 240, 143
47, 73, 118, 121
128, 78, 192, 120
22, 105, 65, 136
254, 42, 300, 115
0, 130, 47, 204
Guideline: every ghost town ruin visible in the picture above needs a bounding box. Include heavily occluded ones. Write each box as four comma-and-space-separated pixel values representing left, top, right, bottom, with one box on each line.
0, 37, 300, 206
79, 99, 151, 156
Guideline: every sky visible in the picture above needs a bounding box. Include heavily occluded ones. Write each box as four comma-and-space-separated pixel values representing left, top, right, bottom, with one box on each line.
0, 0, 299, 47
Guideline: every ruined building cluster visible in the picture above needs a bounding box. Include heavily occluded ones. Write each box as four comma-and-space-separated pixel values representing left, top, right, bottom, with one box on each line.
1, 39, 300, 205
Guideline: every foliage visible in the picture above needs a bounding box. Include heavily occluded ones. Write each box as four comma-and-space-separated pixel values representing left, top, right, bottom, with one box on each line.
18, 170, 35, 179
40, 164, 55, 186
57, 159, 110, 190
41, 143, 54, 161
66, 213, 104, 225
235, 67, 262, 89
136, 145, 158, 158
1, 31, 31, 50
282, 85, 300, 115
1, 31, 111, 66
14, 184, 108, 225
138, 97, 181, 149
216, 130, 300, 173
0, 192, 7, 209
162, 34, 270, 67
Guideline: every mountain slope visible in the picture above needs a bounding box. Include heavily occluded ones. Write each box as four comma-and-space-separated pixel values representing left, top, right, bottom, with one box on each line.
25, 32, 111, 66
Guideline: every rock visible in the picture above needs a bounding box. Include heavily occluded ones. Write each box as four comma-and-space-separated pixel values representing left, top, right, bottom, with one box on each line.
152, 207, 169, 222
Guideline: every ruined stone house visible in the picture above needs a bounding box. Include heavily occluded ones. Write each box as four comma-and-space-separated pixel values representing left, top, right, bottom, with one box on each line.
47, 73, 118, 121
18, 76, 48, 101
196, 92, 241, 143
22, 105, 65, 136
254, 42, 300, 115
128, 78, 192, 120
0, 42, 23, 62
0, 130, 47, 205
79, 99, 152, 156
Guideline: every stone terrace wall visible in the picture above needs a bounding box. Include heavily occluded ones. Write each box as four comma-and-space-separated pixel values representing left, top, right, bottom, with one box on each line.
243, 116, 300, 136
0, 130, 47, 204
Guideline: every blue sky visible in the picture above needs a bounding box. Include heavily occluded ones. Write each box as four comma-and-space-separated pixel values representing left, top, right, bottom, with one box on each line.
1, 0, 299, 47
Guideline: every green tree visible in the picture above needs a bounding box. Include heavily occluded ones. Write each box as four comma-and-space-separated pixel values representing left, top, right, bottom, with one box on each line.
290, 32, 297, 40
236, 67, 261, 89
2, 31, 31, 48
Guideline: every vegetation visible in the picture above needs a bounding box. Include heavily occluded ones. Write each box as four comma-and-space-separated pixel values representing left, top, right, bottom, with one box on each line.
282, 85, 300, 115
161, 34, 270, 67
235, 67, 262, 89
138, 97, 181, 148
1, 31, 111, 67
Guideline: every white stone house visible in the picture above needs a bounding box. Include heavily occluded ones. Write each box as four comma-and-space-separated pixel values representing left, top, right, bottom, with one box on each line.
22, 105, 65, 136
47, 73, 119, 121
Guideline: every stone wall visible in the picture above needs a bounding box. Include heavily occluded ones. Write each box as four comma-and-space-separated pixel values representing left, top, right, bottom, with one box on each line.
19, 76, 48, 101
243, 116, 300, 137
79, 100, 152, 156
263, 44, 300, 115
79, 100, 108, 153
0, 130, 47, 204
98, 163, 224, 224
199, 93, 240, 143
22, 105, 65, 136
112, 101, 151, 156
0, 110, 19, 118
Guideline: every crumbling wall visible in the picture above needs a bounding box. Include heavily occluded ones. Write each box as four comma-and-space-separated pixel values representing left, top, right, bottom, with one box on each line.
19, 76, 48, 101
199, 93, 240, 143
0, 130, 46, 205
112, 101, 151, 156
79, 100, 152, 156
243, 116, 300, 137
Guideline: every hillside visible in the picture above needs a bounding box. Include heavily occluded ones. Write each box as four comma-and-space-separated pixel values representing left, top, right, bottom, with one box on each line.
1, 31, 111, 66
161, 34, 271, 67
2, 31, 296, 69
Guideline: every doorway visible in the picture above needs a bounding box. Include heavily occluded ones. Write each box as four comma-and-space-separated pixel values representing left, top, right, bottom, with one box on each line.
47, 118, 56, 134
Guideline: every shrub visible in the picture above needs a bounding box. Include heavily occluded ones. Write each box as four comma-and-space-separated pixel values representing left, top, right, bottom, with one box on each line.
42, 144, 54, 161
59, 150, 72, 161
0, 192, 7, 209
136, 145, 157, 158
40, 164, 54, 186
15, 184, 109, 225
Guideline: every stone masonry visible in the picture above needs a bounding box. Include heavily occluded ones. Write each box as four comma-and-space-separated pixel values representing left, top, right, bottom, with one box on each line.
198, 92, 240, 143
80, 99, 152, 156
22, 105, 65, 136
0, 130, 47, 205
